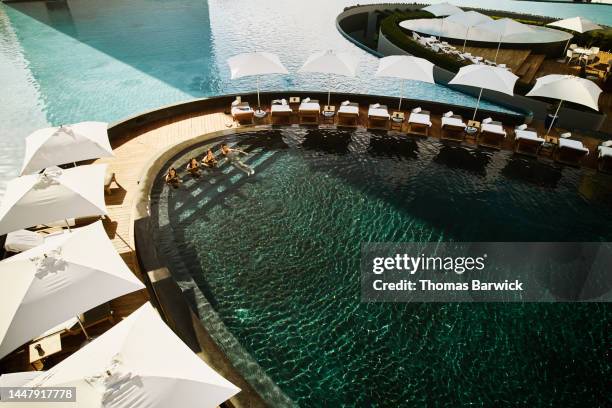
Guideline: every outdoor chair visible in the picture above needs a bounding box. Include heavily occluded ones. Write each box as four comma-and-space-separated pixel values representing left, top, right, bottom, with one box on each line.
440, 111, 466, 141
597, 140, 612, 173
270, 99, 292, 124
478, 118, 506, 149
337, 101, 360, 126
367, 104, 390, 129
555, 138, 589, 166
231, 99, 255, 124
407, 107, 432, 136
513, 125, 544, 157
298, 98, 321, 124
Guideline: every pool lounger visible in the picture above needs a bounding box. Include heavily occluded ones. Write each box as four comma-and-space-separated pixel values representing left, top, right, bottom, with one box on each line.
367, 104, 390, 129
597, 141, 612, 173
478, 119, 506, 149
231, 101, 255, 124
298, 98, 321, 124
407, 109, 432, 136
337, 101, 359, 126
440, 112, 466, 141
514, 128, 544, 157
555, 138, 589, 166
270, 99, 292, 124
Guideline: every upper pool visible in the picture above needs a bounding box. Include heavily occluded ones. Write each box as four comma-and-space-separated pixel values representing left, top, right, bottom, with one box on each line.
149, 128, 611, 407
1, 0, 610, 192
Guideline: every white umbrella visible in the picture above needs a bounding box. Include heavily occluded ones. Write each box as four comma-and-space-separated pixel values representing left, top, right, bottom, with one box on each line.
448, 64, 518, 120
476, 18, 533, 62
0, 371, 42, 387
548, 16, 602, 34
375, 56, 435, 110
547, 17, 602, 57
20, 122, 113, 176
0, 164, 108, 236
526, 74, 602, 134
422, 2, 462, 17
445, 11, 493, 52
299, 50, 359, 106
227, 52, 288, 113
0, 221, 145, 359
24, 302, 240, 408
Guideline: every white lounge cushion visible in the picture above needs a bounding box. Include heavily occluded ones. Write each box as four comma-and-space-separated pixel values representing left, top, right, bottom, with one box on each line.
4, 229, 44, 252
341, 100, 350, 106
231, 103, 253, 116
444, 111, 453, 118
338, 105, 359, 115
412, 107, 422, 113
303, 97, 311, 103
408, 113, 432, 127
602, 140, 612, 148
482, 117, 493, 124
372, 103, 380, 109
481, 123, 506, 136
516, 124, 528, 131
441, 116, 466, 128
271, 104, 292, 113
559, 138, 589, 153
560, 132, 572, 138
299, 102, 320, 112
515, 129, 544, 143
368, 107, 390, 119
598, 146, 612, 158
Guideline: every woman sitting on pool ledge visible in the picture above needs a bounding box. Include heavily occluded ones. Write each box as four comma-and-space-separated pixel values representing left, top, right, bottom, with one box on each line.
201, 148, 218, 168
221, 143, 254, 176
186, 157, 201, 177
165, 167, 181, 187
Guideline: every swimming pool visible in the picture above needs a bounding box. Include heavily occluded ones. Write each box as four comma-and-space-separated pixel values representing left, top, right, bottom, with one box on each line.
149, 128, 612, 407
1, 0, 610, 192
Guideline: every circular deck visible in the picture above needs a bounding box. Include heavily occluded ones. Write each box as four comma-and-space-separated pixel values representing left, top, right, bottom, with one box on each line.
399, 18, 572, 44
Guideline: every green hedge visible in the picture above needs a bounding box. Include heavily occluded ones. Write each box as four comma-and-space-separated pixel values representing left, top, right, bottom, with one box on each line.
379, 11, 468, 73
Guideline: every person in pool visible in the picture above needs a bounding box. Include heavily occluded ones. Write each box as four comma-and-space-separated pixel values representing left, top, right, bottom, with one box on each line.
165, 167, 180, 187
186, 157, 201, 177
221, 143, 254, 176
201, 148, 218, 168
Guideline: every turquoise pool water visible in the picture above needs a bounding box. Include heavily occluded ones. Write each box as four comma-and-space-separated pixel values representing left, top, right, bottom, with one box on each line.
1, 0, 610, 192
150, 129, 612, 407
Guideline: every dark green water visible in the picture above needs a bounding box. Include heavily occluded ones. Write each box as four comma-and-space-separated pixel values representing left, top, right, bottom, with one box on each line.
151, 129, 611, 407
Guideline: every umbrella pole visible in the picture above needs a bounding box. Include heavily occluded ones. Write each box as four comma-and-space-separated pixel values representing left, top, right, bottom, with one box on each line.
327, 75, 331, 107
546, 100, 563, 136
472, 88, 483, 121
494, 35, 502, 63
439, 19, 444, 41
256, 76, 261, 111
561, 38, 571, 59
64, 219, 71, 232
398, 80, 404, 111
76, 315, 90, 340
462, 27, 470, 53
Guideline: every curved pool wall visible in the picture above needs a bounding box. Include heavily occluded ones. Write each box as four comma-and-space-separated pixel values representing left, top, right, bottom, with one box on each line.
336, 3, 608, 133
